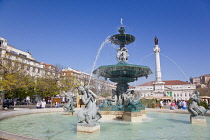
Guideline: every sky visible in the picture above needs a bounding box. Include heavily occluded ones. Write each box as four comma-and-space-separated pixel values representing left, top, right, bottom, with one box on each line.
0, 0, 210, 86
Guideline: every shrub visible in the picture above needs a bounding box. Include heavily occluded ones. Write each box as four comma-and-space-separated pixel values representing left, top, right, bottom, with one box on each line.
198, 101, 208, 109
140, 99, 156, 108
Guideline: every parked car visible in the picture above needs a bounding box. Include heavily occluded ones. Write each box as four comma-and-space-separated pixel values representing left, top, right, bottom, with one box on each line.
3, 99, 14, 108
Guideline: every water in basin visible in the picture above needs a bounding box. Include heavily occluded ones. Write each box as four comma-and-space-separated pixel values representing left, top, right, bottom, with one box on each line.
0, 112, 209, 140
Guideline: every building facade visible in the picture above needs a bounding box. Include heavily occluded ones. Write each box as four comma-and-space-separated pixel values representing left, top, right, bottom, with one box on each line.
191, 74, 210, 88
60, 67, 116, 96
131, 80, 196, 101
0, 37, 58, 78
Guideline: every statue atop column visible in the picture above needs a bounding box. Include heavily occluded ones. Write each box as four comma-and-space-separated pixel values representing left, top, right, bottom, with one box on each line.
154, 36, 158, 45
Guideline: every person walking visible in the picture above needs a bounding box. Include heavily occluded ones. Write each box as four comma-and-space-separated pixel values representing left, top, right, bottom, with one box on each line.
182, 100, 187, 110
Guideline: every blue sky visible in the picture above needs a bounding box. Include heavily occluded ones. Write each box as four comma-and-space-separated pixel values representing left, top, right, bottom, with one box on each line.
0, 0, 210, 85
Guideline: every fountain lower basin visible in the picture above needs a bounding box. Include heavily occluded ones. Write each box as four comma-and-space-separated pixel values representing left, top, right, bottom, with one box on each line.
0, 111, 209, 140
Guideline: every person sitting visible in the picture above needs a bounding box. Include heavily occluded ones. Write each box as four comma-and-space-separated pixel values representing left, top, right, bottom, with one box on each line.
53, 102, 58, 108
170, 101, 176, 110
36, 100, 41, 109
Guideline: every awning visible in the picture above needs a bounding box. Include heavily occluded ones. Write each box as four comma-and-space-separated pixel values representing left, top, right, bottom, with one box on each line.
200, 96, 210, 99
160, 96, 172, 100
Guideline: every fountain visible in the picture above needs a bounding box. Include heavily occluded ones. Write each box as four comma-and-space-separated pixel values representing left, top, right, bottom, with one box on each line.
1, 22, 210, 140
93, 24, 152, 122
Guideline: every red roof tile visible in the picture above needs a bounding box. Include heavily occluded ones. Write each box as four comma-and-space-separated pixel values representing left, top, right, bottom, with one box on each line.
138, 80, 191, 86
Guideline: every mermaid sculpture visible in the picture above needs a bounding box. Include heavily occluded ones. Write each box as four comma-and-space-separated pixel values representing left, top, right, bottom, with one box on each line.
187, 91, 207, 116
63, 92, 75, 112
77, 86, 102, 124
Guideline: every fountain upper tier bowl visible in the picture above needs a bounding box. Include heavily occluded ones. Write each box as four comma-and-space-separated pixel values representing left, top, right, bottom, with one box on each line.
109, 34, 135, 45
93, 62, 152, 83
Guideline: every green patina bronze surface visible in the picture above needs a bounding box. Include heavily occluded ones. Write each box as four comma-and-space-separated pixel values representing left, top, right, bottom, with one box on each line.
93, 25, 152, 113
109, 34, 135, 46
93, 62, 152, 80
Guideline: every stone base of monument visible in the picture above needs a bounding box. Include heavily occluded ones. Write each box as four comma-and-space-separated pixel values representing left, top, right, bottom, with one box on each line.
77, 123, 100, 133
123, 111, 144, 122
190, 115, 206, 124
100, 111, 124, 120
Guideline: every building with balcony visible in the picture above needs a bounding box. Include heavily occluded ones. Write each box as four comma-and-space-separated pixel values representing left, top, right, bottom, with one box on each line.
131, 80, 196, 101
60, 67, 116, 96
0, 37, 58, 78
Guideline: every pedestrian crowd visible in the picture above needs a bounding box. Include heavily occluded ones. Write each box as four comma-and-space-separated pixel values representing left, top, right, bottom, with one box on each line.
169, 100, 187, 110
36, 99, 46, 109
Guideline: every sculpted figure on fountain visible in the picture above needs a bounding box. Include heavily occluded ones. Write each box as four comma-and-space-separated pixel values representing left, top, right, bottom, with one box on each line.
122, 90, 145, 111
63, 92, 75, 112
187, 91, 207, 116
116, 46, 129, 63
77, 86, 102, 125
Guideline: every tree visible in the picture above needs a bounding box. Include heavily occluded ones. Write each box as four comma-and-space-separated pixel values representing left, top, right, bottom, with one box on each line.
197, 87, 210, 96
59, 76, 81, 94
0, 53, 35, 108
35, 77, 59, 97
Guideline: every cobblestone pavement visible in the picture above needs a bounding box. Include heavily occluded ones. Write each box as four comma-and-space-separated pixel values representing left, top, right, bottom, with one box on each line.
0, 104, 63, 115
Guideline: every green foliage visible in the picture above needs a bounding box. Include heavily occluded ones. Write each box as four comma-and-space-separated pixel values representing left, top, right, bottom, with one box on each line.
59, 76, 80, 93
198, 101, 208, 109
140, 99, 156, 108
0, 52, 83, 100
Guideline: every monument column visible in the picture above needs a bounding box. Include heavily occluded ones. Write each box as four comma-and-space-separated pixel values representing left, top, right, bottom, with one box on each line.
153, 37, 165, 93
154, 36, 162, 82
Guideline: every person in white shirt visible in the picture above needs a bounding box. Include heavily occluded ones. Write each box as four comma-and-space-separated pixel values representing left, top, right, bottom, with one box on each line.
160, 100, 163, 109
36, 100, 41, 109
41, 99, 46, 108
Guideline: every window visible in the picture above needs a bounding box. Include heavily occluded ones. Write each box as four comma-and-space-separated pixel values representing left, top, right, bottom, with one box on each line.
11, 51, 17, 54
19, 53, 27, 57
